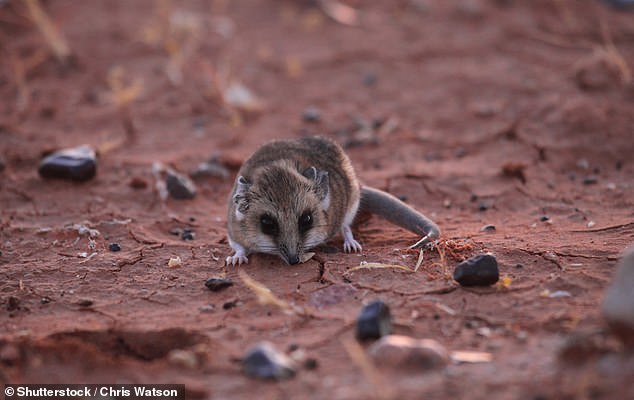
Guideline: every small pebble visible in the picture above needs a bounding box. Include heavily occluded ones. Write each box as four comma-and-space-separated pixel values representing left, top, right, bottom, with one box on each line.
368, 335, 449, 370
304, 358, 318, 370
302, 106, 321, 123
168, 256, 182, 268
478, 201, 490, 211
166, 170, 197, 199
129, 176, 148, 189
191, 160, 230, 180
540, 216, 550, 222
38, 145, 97, 182
199, 304, 215, 313
362, 72, 377, 86
204, 278, 234, 292
167, 349, 198, 369
356, 300, 392, 340
454, 147, 467, 158
223, 300, 238, 310
77, 299, 94, 307
181, 229, 195, 241
582, 175, 598, 185
480, 224, 496, 233
108, 243, 121, 252
40, 297, 51, 304
242, 342, 296, 380
602, 246, 634, 346
548, 290, 572, 299
453, 254, 499, 286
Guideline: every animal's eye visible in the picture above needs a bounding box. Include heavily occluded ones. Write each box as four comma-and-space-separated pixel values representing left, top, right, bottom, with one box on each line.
259, 215, 279, 236
298, 211, 313, 234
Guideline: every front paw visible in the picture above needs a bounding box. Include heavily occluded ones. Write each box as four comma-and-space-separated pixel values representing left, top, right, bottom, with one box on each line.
226, 254, 249, 266
343, 239, 362, 253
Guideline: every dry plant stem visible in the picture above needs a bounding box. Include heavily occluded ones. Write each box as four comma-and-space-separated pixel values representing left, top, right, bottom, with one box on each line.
599, 16, 632, 84
238, 270, 304, 316
342, 339, 393, 400
345, 262, 414, 277
24, 0, 72, 64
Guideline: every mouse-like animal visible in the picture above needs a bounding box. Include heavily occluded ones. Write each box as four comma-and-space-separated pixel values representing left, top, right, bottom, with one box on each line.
226, 136, 439, 265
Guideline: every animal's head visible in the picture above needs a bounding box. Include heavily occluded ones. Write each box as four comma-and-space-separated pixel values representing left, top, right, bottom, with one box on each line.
232, 163, 330, 264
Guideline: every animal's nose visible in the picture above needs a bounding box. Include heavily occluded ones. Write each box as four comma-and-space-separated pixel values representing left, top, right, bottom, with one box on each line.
288, 254, 300, 265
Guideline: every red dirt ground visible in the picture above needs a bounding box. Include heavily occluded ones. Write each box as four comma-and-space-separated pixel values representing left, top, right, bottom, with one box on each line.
1, 1, 634, 399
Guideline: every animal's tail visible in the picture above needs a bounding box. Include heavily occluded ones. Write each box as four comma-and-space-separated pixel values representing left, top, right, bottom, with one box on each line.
359, 186, 440, 249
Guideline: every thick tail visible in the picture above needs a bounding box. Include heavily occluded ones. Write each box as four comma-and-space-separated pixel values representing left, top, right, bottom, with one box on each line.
359, 186, 440, 249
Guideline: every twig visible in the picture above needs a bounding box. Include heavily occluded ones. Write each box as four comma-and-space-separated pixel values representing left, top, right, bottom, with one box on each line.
599, 14, 632, 84
24, 0, 73, 64
570, 222, 634, 233
342, 339, 393, 400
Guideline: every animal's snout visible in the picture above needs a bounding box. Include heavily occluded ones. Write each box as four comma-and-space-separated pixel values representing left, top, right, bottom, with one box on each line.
288, 254, 300, 265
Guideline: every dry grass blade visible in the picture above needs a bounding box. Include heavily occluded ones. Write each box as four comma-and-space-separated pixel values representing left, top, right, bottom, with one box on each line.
346, 261, 414, 276
599, 16, 632, 84
107, 66, 143, 139
342, 339, 393, 400
238, 270, 303, 316
24, 0, 72, 64
414, 248, 425, 272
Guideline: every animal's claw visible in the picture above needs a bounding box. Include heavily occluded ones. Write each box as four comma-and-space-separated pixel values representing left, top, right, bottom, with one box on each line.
226, 254, 249, 266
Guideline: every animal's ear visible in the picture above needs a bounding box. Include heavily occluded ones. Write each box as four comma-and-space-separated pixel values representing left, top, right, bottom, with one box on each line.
302, 166, 330, 210
233, 176, 251, 220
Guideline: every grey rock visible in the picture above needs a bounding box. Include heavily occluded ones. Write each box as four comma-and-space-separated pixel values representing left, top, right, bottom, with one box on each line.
243, 342, 296, 380
602, 246, 634, 346
453, 254, 499, 286
166, 170, 197, 199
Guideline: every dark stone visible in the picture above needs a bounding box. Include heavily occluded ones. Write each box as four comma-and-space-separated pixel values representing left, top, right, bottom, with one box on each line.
478, 201, 490, 211
480, 224, 496, 233
181, 229, 195, 241
304, 358, 318, 370
77, 299, 94, 307
129, 176, 148, 189
356, 300, 392, 340
362, 72, 377, 86
242, 342, 296, 380
38, 145, 97, 182
302, 106, 321, 123
40, 297, 51, 304
540, 216, 550, 222
205, 278, 234, 292
109, 243, 121, 252
6, 296, 20, 311
166, 170, 197, 199
453, 254, 499, 286
582, 175, 599, 185
223, 300, 238, 310
616, 160, 623, 170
